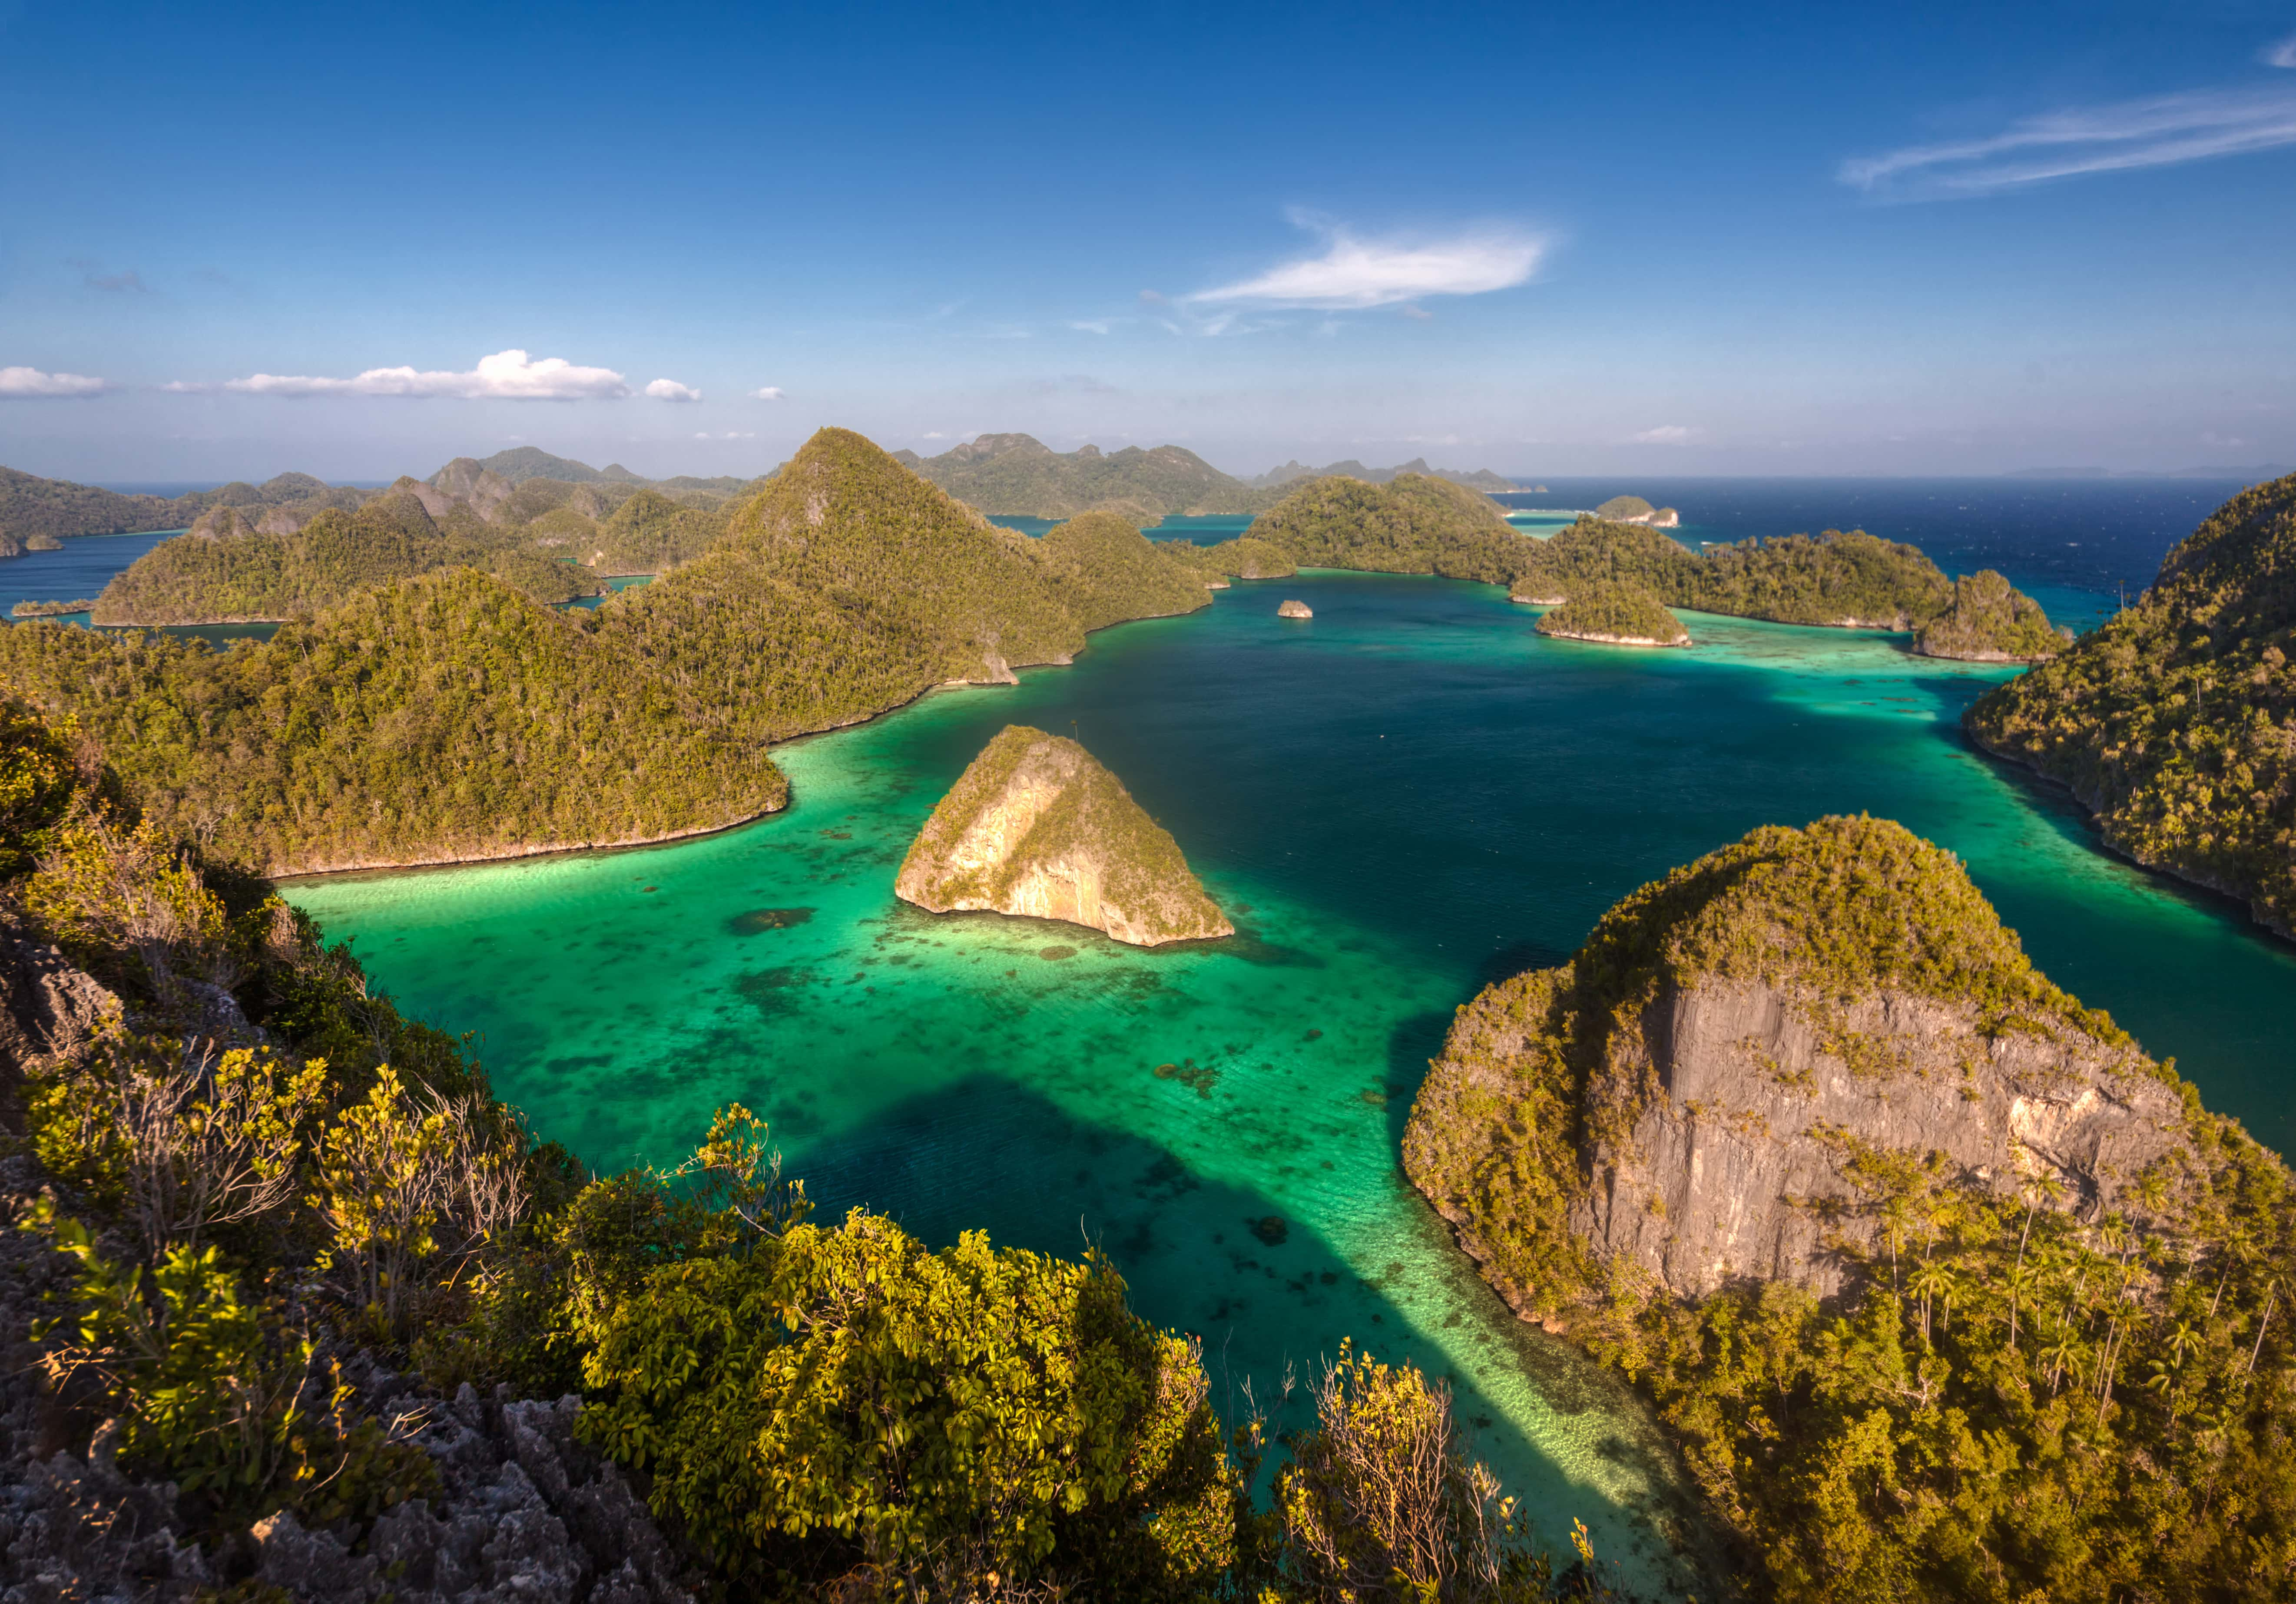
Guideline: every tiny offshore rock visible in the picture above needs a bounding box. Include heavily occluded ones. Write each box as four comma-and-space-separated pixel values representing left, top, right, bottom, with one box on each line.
1277, 599, 1313, 618
895, 724, 1232, 946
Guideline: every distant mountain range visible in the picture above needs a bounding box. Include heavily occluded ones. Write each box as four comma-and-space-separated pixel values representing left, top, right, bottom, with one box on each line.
1248, 457, 1517, 493
2, 438, 1530, 544
890, 433, 1523, 519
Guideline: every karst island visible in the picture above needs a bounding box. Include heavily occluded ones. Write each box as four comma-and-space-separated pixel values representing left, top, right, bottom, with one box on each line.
895, 724, 1233, 946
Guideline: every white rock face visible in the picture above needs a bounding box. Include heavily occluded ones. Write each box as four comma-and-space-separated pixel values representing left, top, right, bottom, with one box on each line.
1277, 599, 1313, 618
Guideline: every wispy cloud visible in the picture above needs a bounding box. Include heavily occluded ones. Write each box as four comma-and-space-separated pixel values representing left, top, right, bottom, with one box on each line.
1030, 374, 1119, 396
693, 430, 755, 440
0, 366, 107, 398
1841, 85, 2296, 199
1137, 289, 1166, 305
2267, 31, 2296, 69
1190, 210, 1545, 310
1632, 425, 1695, 444
1068, 319, 1112, 334
749, 386, 785, 400
211, 349, 634, 400
69, 258, 147, 293
644, 378, 702, 402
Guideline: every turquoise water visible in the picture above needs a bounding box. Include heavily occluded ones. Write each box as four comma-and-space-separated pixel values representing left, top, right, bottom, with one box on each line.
285, 570, 2296, 1594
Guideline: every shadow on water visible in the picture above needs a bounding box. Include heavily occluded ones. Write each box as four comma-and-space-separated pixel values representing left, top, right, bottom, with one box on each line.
782, 1072, 1723, 1594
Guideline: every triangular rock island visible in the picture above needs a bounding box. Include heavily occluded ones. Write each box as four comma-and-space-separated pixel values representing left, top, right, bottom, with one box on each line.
895, 725, 1232, 946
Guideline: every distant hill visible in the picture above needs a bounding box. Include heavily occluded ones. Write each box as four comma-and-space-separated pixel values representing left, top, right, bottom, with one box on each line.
0, 466, 356, 542
901, 433, 1275, 519
464, 446, 612, 484
1249, 456, 1517, 493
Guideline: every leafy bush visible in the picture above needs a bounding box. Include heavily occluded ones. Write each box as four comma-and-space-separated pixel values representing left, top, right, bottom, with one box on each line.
579, 1203, 1232, 1598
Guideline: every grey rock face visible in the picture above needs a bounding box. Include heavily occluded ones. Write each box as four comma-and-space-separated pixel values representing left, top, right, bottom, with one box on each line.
0, 915, 121, 1089
1570, 977, 2188, 1298
238, 1385, 693, 1604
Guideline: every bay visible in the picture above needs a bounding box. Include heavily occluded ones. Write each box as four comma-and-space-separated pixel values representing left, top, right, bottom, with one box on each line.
287, 515, 2296, 1591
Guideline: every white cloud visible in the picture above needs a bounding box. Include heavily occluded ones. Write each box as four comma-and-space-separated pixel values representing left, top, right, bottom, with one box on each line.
1399, 304, 1434, 321
693, 430, 756, 440
749, 386, 785, 400
220, 348, 633, 400
0, 366, 107, 398
1633, 425, 1696, 444
2267, 31, 2296, 69
1841, 86, 2296, 199
644, 378, 702, 402
1190, 211, 1545, 310
922, 431, 949, 440
1069, 319, 1112, 334
1138, 289, 1167, 305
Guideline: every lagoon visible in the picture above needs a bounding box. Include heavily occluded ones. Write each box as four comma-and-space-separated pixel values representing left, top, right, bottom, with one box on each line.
288, 531, 2296, 1593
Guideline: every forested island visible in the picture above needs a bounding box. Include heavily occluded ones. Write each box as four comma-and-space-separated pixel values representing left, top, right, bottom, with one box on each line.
1509, 517, 2064, 659
1968, 470, 2296, 936
1242, 471, 1525, 580
1249, 456, 1518, 492
1531, 580, 1690, 647
1406, 814, 2296, 1600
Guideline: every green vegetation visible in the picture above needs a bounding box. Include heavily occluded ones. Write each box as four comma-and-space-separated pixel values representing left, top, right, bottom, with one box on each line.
901, 432, 1277, 519
1246, 473, 1525, 582
597, 429, 1209, 745
586, 486, 733, 574
1250, 456, 1517, 493
1036, 510, 1216, 628
1968, 472, 2296, 935
91, 493, 604, 623
1511, 519, 2060, 641
1914, 569, 2071, 661
2, 698, 1626, 1599
1533, 581, 1688, 646
1407, 816, 2296, 1601
895, 724, 1231, 945
0, 568, 784, 874
10, 598, 94, 618
1593, 496, 1654, 521
1165, 534, 1299, 582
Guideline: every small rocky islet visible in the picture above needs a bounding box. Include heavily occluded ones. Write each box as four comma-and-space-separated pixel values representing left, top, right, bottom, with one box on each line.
894, 723, 1232, 946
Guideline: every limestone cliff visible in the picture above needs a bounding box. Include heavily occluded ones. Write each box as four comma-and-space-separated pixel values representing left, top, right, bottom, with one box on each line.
1404, 816, 2191, 1314
895, 725, 1231, 946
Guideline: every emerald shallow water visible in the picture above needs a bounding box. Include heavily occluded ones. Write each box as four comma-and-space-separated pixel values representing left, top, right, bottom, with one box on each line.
288, 571, 2296, 1594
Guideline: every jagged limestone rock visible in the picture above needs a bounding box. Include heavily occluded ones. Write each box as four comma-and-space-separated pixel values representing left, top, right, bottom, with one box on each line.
895, 725, 1232, 947
1404, 816, 2190, 1311
1277, 599, 1312, 618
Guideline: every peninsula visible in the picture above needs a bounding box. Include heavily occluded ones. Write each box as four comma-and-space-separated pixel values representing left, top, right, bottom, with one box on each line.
895, 724, 1232, 946
1968, 470, 2296, 936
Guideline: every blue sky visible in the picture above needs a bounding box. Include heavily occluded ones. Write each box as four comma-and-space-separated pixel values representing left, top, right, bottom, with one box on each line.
3, 0, 2293, 481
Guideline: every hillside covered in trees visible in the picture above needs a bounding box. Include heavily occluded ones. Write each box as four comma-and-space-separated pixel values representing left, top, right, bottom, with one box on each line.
1405, 814, 2296, 1601
0, 696, 1628, 1600
893, 432, 1278, 519
1244, 472, 1525, 581
1508, 518, 2064, 656
1968, 471, 2296, 936
597, 429, 1224, 744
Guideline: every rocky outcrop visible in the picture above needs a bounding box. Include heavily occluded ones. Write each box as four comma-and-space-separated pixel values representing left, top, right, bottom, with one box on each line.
1405, 816, 2194, 1311
1568, 976, 2182, 1298
1277, 599, 1313, 618
895, 725, 1232, 946
428, 459, 519, 523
